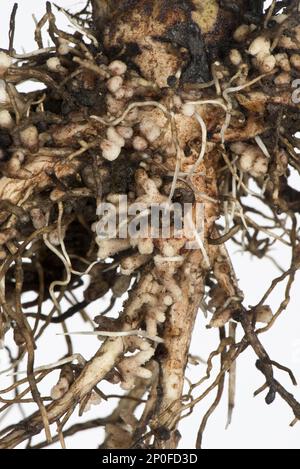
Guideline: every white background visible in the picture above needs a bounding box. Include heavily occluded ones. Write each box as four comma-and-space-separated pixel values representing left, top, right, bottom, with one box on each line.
1, 0, 300, 449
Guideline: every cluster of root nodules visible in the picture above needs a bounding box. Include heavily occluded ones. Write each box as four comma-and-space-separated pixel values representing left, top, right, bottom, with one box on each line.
0, 0, 300, 450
